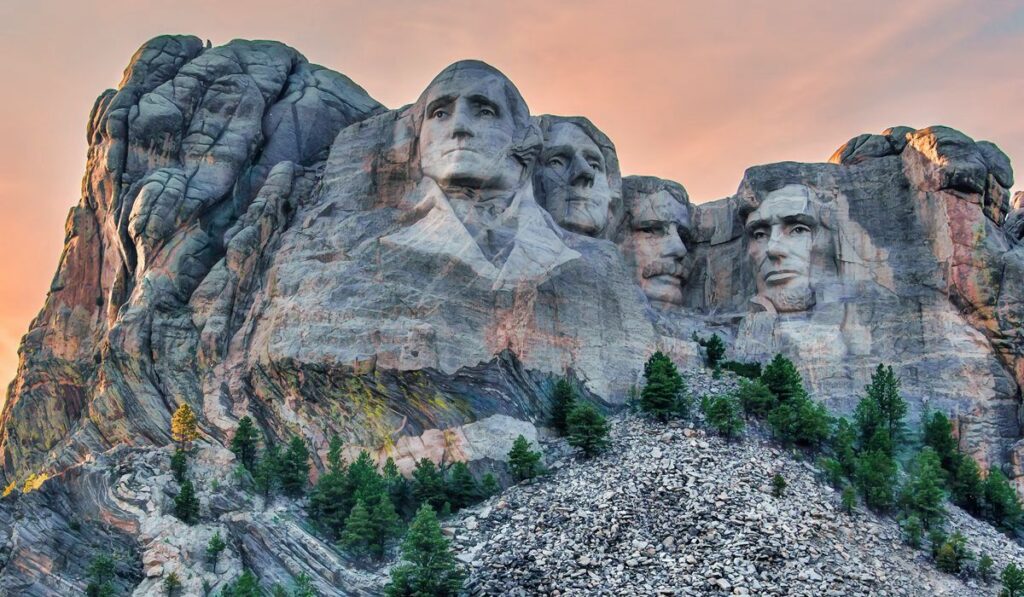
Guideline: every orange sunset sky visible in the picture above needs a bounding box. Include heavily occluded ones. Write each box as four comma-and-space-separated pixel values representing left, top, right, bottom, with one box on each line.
0, 0, 1021, 401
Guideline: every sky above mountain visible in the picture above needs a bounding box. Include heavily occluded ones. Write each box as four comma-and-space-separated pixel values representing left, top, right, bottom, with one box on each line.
0, 0, 1020, 396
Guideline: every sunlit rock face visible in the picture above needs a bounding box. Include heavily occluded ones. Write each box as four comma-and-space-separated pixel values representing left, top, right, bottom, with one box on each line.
2, 34, 1024, 592
682, 127, 1021, 471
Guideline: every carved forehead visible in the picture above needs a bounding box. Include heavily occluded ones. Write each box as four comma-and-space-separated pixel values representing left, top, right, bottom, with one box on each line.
630, 190, 691, 228
419, 61, 529, 123
544, 122, 602, 155
746, 184, 817, 226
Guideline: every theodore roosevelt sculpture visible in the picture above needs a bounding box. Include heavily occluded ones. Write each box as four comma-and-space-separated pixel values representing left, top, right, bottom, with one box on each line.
618, 177, 693, 306
534, 115, 622, 238
382, 60, 578, 287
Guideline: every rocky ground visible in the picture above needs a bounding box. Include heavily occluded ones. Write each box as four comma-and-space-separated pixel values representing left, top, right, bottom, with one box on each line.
440, 373, 1024, 596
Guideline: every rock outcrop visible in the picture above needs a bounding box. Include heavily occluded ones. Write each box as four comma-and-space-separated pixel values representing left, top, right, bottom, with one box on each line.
0, 35, 1022, 594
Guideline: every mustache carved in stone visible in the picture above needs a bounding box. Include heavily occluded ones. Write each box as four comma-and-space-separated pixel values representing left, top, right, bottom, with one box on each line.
642, 260, 686, 279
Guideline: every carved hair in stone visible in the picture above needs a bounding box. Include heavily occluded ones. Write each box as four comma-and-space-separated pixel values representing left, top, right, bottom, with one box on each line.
533, 115, 623, 239
739, 183, 837, 313
618, 176, 693, 307
410, 60, 542, 198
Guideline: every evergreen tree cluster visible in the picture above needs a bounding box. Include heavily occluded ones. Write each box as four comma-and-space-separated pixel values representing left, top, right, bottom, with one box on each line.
308, 436, 499, 561
693, 332, 726, 369
737, 354, 830, 448
922, 411, 1023, 532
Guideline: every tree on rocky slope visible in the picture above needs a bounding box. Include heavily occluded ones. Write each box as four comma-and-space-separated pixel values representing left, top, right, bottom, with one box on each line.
171, 403, 200, 452
700, 394, 744, 440
254, 443, 282, 499
230, 416, 261, 470
760, 354, 803, 403
85, 554, 116, 597
550, 379, 577, 436
280, 435, 311, 497
174, 479, 200, 524
508, 435, 543, 481
206, 530, 226, 567
1002, 563, 1024, 597
855, 364, 906, 455
766, 389, 830, 448
385, 504, 465, 597
412, 458, 448, 512
566, 402, 611, 456
923, 411, 958, 471
855, 448, 898, 512
736, 378, 776, 419
221, 569, 262, 597
446, 461, 481, 510
984, 467, 1023, 531
899, 447, 946, 529
641, 352, 687, 421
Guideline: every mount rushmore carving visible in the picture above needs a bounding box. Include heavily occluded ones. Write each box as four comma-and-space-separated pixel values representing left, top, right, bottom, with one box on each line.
1, 35, 1023, 501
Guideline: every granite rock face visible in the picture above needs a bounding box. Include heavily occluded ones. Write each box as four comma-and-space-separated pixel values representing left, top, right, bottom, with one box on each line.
0, 35, 1022, 594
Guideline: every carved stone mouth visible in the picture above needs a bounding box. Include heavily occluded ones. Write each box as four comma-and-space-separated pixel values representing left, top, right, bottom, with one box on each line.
764, 270, 800, 284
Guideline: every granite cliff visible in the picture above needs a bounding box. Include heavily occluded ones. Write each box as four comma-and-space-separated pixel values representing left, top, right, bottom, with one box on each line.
0, 35, 1021, 594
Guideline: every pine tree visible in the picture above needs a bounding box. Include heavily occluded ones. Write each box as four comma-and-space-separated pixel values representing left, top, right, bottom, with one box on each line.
347, 450, 384, 504
841, 484, 857, 514
854, 396, 886, 453
831, 418, 858, 477
481, 473, 500, 497
860, 364, 909, 452
385, 505, 466, 597
771, 473, 786, 498
292, 573, 317, 597
984, 467, 1023, 531
230, 416, 261, 470
308, 467, 352, 539
950, 454, 984, 515
206, 530, 226, 566
704, 333, 726, 369
507, 435, 542, 482
700, 394, 744, 440
85, 554, 116, 597
566, 402, 611, 456
162, 571, 182, 596
766, 389, 830, 448
760, 354, 803, 402
254, 443, 282, 499
736, 378, 776, 418
327, 435, 346, 475
171, 403, 200, 452
855, 449, 898, 512
901, 515, 923, 547
412, 458, 447, 511
383, 457, 415, 519
899, 447, 946, 529
222, 570, 261, 597
341, 499, 376, 559
1002, 563, 1024, 597
935, 531, 972, 574
550, 379, 577, 436
922, 411, 958, 471
370, 491, 402, 557
640, 352, 687, 422
979, 554, 995, 583
445, 461, 480, 510
170, 449, 188, 483
280, 435, 311, 497
174, 479, 201, 524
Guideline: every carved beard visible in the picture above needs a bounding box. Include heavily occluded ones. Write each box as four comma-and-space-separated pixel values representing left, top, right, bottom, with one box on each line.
764, 278, 815, 313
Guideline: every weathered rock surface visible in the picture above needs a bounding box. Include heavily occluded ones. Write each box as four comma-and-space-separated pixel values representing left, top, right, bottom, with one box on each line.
0, 34, 1023, 594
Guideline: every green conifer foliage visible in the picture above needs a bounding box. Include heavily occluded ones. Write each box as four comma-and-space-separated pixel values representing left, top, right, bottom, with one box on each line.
412, 458, 447, 512
254, 444, 282, 499
922, 411, 958, 470
984, 467, 1023, 531
566, 402, 611, 456
855, 449, 898, 512
170, 449, 188, 483
700, 394, 744, 440
550, 379, 577, 436
341, 498, 376, 559
206, 530, 227, 566
222, 570, 261, 597
766, 390, 830, 448
280, 436, 311, 497
385, 505, 466, 597
640, 352, 687, 422
480, 473, 500, 497
230, 416, 261, 471
736, 378, 776, 419
703, 333, 726, 369
1002, 563, 1024, 597
174, 479, 201, 524
950, 455, 984, 515
85, 554, 116, 597
507, 435, 542, 482
899, 447, 946, 528
445, 461, 480, 510
831, 418, 858, 477
760, 354, 803, 402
